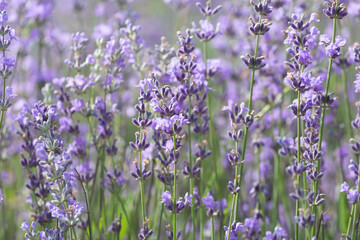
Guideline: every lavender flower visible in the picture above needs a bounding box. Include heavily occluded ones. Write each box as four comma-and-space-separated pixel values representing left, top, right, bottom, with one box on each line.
224, 221, 243, 240
263, 226, 287, 240
161, 191, 193, 213
319, 35, 346, 59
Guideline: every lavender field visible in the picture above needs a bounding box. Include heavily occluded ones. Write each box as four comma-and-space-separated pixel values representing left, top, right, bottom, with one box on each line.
1, 0, 360, 239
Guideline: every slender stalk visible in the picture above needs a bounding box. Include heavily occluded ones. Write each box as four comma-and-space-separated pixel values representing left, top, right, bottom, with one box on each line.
352, 155, 360, 239
72, 226, 78, 240
157, 190, 165, 240
0, 33, 6, 138
75, 169, 93, 240
233, 140, 239, 221
236, 127, 249, 212
312, 15, 337, 235
99, 148, 107, 232
346, 204, 355, 236
234, 13, 263, 221
139, 148, 146, 223
226, 141, 239, 235
227, 192, 236, 240
70, 226, 74, 240
352, 202, 360, 240
211, 215, 215, 240
187, 73, 196, 240
248, 35, 261, 111
347, 204, 356, 236
172, 132, 177, 240
295, 90, 301, 240
199, 137, 204, 240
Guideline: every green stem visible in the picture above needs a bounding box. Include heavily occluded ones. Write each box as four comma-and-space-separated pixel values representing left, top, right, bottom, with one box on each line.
352, 196, 360, 239
295, 90, 301, 240
227, 192, 236, 240
139, 149, 146, 223
211, 215, 215, 240
188, 79, 196, 240
0, 33, 6, 137
235, 14, 263, 221
232, 140, 239, 222
99, 148, 106, 233
236, 127, 249, 218
226, 141, 239, 236
72, 226, 78, 240
157, 186, 165, 240
312, 16, 337, 236
347, 204, 356, 236
172, 133, 177, 240
75, 169, 92, 240
200, 149, 204, 240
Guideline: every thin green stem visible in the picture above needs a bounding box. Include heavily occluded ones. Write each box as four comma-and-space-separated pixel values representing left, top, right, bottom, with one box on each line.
75, 169, 92, 240
157, 185, 166, 240
248, 38, 261, 110
236, 127, 249, 218
70, 226, 74, 240
227, 192, 236, 240
188, 75, 196, 240
226, 140, 239, 236
347, 204, 356, 236
172, 132, 177, 240
211, 215, 215, 240
0, 33, 6, 138
295, 90, 301, 240
346, 204, 355, 236
235, 13, 263, 221
99, 148, 106, 233
200, 144, 204, 240
312, 15, 337, 236
72, 226, 78, 240
139, 149, 146, 223
352, 188, 360, 239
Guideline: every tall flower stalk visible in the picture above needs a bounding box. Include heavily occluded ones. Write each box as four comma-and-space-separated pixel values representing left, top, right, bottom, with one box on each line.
0, 8, 15, 239
0, 9, 15, 137
194, 1, 222, 199
283, 11, 320, 239
236, 0, 272, 220
130, 77, 154, 238
222, 100, 249, 240
341, 104, 360, 238
313, 0, 347, 234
